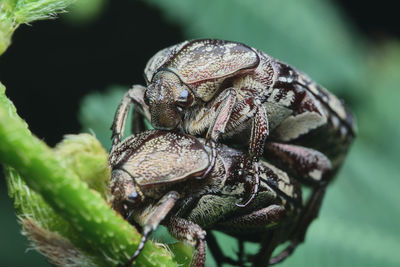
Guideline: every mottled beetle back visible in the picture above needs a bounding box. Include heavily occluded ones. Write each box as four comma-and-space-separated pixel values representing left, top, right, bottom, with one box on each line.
145, 40, 259, 84
111, 131, 210, 187
167, 40, 259, 84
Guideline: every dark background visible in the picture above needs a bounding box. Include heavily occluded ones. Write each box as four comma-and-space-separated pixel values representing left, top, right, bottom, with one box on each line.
1, 0, 399, 266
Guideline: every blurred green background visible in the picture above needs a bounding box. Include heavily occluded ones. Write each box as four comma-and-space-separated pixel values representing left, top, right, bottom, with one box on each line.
1, 0, 400, 266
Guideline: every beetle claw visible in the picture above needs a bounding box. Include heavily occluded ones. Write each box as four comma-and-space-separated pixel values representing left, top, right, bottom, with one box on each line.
124, 231, 151, 267
269, 241, 299, 265
236, 161, 260, 207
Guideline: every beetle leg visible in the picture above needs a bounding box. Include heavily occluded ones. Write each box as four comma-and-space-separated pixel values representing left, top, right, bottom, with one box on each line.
198, 139, 217, 180
218, 205, 286, 230
269, 186, 326, 265
206, 88, 237, 141
111, 85, 150, 149
166, 217, 207, 267
237, 239, 245, 266
294, 185, 326, 242
268, 241, 298, 265
252, 231, 283, 267
263, 142, 333, 186
206, 231, 238, 267
237, 105, 269, 207
217, 205, 286, 266
198, 96, 269, 206
125, 191, 179, 267
236, 161, 260, 207
199, 88, 237, 179
130, 106, 147, 135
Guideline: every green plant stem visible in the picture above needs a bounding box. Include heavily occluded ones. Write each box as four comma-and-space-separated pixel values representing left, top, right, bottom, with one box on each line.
0, 0, 76, 55
0, 83, 178, 266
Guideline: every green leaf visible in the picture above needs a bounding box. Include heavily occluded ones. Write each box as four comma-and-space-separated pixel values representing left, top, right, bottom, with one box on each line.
357, 43, 400, 158
63, 0, 107, 25
0, 0, 76, 54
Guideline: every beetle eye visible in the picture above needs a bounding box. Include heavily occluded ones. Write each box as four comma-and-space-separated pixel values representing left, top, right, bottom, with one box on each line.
128, 191, 138, 200
176, 89, 193, 108
126, 191, 141, 205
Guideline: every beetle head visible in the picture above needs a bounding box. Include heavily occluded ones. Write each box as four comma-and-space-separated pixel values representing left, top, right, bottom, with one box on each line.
110, 169, 143, 218
145, 70, 194, 130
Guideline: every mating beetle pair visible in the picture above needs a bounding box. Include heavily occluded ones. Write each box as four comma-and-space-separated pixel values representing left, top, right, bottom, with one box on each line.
112, 39, 355, 206
109, 39, 356, 266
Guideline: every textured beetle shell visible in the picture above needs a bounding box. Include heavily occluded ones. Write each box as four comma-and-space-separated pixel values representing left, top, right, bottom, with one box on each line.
144, 41, 190, 83
145, 39, 259, 101
110, 131, 210, 187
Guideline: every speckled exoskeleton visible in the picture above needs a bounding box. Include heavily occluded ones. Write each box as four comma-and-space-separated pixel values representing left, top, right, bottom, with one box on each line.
111, 39, 356, 206
109, 129, 304, 267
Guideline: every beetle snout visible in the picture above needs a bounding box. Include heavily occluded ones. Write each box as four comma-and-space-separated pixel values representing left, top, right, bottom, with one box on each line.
150, 105, 182, 130
146, 89, 182, 130
145, 70, 188, 130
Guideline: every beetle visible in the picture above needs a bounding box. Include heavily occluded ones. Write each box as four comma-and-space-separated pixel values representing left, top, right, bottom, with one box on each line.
109, 129, 305, 267
111, 39, 356, 206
